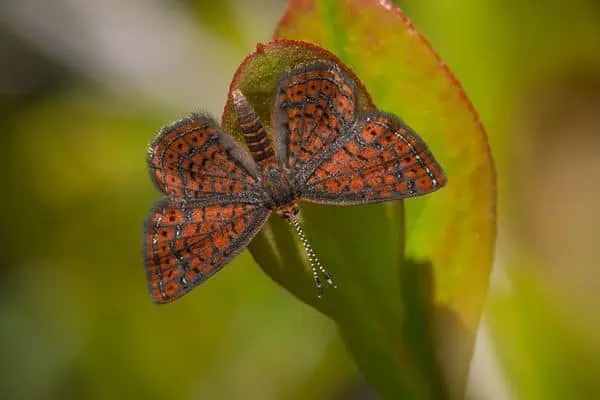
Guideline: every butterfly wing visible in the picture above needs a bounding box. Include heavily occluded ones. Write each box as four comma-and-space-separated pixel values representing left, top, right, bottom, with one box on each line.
301, 111, 447, 205
148, 113, 264, 204
145, 113, 270, 303
143, 198, 270, 303
274, 62, 358, 184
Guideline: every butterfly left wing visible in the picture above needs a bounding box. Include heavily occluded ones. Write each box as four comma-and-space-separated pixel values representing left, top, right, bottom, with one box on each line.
300, 111, 447, 205
143, 198, 270, 303
148, 113, 263, 204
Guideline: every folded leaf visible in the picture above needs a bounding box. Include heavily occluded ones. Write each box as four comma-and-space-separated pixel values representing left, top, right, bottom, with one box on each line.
221, 1, 495, 396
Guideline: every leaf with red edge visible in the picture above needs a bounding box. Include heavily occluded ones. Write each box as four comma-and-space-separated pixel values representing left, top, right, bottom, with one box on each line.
221, 1, 495, 398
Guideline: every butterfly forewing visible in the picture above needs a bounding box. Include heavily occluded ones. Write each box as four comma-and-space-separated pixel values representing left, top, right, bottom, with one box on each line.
144, 198, 270, 303
301, 111, 447, 205
275, 62, 357, 182
148, 113, 263, 204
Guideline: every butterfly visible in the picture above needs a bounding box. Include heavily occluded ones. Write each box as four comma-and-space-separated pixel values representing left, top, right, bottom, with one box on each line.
142, 60, 446, 304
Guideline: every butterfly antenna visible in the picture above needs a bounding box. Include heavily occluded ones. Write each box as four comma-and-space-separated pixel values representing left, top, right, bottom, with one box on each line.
287, 215, 336, 298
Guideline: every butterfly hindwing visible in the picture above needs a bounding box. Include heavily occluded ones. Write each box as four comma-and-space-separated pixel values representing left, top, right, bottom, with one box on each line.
274, 62, 358, 182
143, 198, 270, 303
148, 113, 264, 204
301, 111, 447, 205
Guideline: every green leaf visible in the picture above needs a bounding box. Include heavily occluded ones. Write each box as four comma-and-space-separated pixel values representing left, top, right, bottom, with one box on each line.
221, 0, 495, 397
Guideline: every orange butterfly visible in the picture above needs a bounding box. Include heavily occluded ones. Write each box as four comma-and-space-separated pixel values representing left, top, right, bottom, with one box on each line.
143, 61, 446, 303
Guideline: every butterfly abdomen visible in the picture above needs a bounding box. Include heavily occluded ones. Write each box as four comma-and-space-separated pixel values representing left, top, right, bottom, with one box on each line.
232, 90, 277, 169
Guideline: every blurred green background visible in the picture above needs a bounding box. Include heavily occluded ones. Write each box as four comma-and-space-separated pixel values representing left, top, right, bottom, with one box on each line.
1, 0, 599, 399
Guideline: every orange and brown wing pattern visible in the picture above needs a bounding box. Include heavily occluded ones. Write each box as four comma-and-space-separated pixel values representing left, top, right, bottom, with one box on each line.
148, 113, 264, 204
143, 198, 270, 303
274, 62, 357, 176
301, 111, 447, 205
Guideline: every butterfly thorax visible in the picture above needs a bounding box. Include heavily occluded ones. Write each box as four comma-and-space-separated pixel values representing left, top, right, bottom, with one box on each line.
257, 167, 298, 218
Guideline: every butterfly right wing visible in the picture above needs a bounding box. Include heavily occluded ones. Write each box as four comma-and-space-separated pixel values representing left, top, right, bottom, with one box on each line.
148, 113, 264, 204
143, 198, 270, 303
300, 111, 447, 205
274, 62, 358, 184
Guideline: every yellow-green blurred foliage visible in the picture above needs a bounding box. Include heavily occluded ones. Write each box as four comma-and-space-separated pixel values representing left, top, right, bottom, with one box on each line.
1, 0, 599, 399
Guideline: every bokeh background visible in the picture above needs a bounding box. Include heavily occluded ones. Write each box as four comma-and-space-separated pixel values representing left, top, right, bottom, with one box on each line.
1, 0, 599, 399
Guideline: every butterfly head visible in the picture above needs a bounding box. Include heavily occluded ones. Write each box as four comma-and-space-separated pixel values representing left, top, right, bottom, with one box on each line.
275, 202, 300, 220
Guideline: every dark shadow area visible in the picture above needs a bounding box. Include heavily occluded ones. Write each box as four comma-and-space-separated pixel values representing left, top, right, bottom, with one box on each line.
399, 259, 447, 399
399, 259, 472, 399
331, 378, 381, 400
